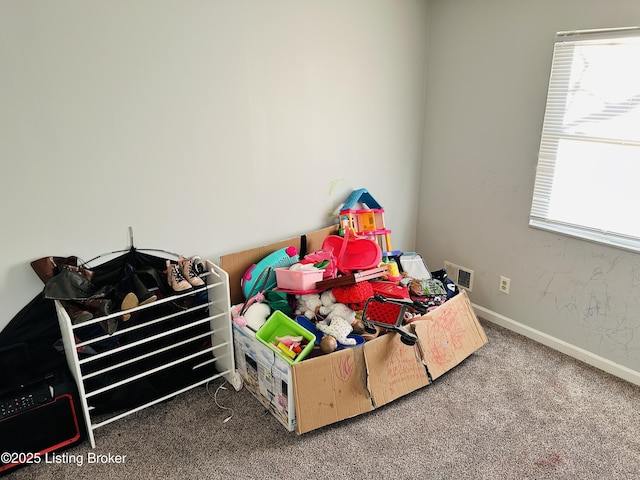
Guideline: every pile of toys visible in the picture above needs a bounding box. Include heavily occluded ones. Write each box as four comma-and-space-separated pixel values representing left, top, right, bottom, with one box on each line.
230, 188, 459, 363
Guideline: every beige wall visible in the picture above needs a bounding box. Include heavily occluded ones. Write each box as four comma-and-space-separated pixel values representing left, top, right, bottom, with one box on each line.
0, 0, 429, 327
419, 0, 640, 380
4, 0, 640, 384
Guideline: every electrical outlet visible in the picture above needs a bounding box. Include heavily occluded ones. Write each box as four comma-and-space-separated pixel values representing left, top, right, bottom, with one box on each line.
499, 276, 511, 294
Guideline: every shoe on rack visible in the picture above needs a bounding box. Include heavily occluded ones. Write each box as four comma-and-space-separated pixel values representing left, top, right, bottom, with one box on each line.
83, 298, 118, 334
190, 256, 206, 275
63, 264, 95, 283
135, 266, 171, 297
131, 275, 158, 306
62, 301, 93, 325
120, 292, 139, 322
83, 298, 114, 318
101, 318, 119, 335
30, 256, 78, 284
178, 256, 205, 288
167, 260, 192, 292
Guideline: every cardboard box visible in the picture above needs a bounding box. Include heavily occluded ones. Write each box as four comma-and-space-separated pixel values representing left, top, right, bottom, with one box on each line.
221, 227, 488, 434
233, 324, 296, 431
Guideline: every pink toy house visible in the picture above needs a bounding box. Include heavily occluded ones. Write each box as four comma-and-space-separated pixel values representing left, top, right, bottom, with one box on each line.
339, 188, 399, 256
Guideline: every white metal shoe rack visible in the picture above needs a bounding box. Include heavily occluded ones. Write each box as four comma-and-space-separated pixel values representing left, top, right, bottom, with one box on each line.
55, 260, 235, 448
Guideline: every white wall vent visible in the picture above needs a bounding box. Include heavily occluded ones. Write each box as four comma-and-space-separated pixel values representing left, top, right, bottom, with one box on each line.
444, 261, 474, 292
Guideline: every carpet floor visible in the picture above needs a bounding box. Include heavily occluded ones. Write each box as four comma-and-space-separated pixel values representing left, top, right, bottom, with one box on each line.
5, 319, 640, 480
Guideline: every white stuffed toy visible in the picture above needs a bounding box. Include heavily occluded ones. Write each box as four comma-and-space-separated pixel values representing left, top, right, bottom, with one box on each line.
316, 290, 357, 346
295, 293, 322, 320
319, 291, 357, 327
316, 317, 356, 346
243, 302, 271, 331
320, 289, 336, 308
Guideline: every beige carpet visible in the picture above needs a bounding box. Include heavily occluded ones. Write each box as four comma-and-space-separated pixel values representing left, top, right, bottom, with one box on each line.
5, 319, 640, 479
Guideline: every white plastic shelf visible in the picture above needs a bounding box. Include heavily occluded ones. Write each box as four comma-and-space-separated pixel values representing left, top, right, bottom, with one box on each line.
55, 260, 235, 448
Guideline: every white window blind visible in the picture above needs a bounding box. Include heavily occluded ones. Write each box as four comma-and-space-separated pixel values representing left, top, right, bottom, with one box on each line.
530, 27, 640, 253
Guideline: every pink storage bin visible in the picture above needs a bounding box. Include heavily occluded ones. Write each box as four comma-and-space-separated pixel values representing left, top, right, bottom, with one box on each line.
275, 268, 324, 292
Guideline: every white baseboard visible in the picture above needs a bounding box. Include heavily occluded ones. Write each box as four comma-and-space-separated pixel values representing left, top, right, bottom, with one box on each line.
472, 303, 640, 387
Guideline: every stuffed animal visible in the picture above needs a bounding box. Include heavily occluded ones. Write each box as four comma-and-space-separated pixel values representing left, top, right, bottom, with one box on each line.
319, 291, 357, 326
316, 317, 356, 346
295, 293, 322, 319
319, 289, 367, 334
320, 289, 336, 307
231, 292, 267, 328
243, 302, 271, 331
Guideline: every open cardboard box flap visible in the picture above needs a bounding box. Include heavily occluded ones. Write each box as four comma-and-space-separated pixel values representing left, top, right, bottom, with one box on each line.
411, 290, 489, 380
292, 346, 373, 434
363, 331, 431, 408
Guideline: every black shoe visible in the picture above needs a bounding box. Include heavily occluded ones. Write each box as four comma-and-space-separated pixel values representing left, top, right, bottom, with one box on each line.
132, 275, 157, 305
135, 266, 172, 297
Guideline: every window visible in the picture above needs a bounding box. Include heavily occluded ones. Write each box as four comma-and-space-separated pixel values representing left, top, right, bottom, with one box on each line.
530, 27, 640, 252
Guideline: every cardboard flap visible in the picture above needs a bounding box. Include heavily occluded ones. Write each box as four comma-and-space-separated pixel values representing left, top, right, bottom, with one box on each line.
412, 290, 488, 380
292, 347, 373, 434
364, 332, 430, 408
221, 225, 338, 305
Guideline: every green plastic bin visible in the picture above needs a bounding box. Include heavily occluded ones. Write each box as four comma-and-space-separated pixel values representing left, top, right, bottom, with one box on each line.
256, 310, 316, 365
